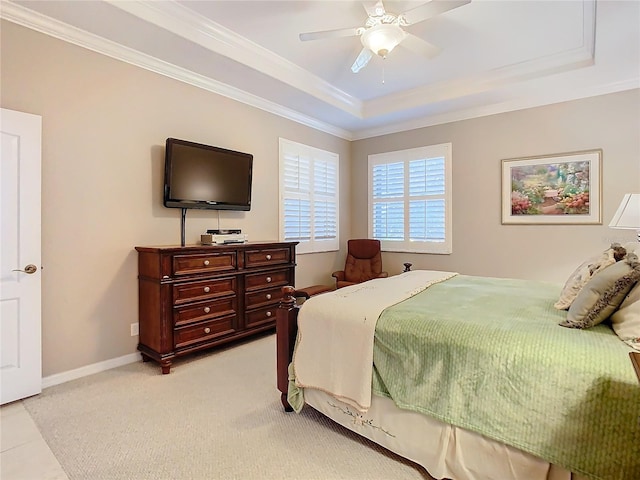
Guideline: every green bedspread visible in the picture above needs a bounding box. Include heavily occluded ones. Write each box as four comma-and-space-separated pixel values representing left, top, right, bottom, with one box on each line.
371, 275, 640, 480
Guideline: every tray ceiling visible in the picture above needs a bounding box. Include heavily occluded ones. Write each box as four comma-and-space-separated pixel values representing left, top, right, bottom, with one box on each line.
3, 0, 639, 139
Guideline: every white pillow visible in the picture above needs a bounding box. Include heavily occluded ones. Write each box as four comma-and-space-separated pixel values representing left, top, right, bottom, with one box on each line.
622, 241, 639, 255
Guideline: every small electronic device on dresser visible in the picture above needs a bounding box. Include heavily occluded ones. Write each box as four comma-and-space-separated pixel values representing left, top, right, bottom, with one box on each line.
201, 229, 248, 245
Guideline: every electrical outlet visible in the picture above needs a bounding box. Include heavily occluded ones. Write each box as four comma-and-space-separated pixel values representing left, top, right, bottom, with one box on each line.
130, 322, 139, 336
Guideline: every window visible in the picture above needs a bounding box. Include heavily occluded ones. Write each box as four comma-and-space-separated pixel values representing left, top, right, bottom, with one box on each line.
368, 143, 452, 254
279, 138, 339, 254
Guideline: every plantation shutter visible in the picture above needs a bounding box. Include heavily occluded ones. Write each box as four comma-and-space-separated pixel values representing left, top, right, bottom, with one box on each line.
279, 139, 339, 254
372, 162, 404, 240
408, 157, 446, 242
282, 151, 311, 242
313, 159, 337, 241
368, 144, 452, 254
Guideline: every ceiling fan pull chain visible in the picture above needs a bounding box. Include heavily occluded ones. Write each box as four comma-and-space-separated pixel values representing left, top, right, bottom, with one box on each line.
382, 62, 385, 84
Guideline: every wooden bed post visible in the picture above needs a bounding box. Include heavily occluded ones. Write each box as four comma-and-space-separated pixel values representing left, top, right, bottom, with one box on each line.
276, 286, 301, 412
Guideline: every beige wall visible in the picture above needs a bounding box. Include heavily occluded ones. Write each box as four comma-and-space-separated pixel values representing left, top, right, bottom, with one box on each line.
352, 90, 640, 281
1, 21, 350, 376
3, 20, 639, 378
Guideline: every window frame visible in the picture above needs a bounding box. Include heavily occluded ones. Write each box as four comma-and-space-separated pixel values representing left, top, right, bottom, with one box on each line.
279, 138, 339, 254
368, 143, 452, 254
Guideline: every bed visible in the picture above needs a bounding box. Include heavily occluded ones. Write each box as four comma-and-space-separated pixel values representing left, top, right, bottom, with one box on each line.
276, 253, 640, 480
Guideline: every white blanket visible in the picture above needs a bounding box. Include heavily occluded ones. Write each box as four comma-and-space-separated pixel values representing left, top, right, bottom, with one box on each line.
293, 270, 457, 412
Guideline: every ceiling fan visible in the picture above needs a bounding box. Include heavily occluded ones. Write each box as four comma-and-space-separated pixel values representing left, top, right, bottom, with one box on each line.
299, 0, 471, 73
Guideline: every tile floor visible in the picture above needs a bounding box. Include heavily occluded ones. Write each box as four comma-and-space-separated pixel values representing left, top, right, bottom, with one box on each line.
1, 400, 68, 480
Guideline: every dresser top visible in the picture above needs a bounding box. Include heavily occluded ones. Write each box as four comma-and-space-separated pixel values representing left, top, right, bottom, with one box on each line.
135, 241, 298, 253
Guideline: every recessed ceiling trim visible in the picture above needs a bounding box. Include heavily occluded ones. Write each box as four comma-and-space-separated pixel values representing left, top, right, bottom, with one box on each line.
0, 1, 352, 140
364, 43, 595, 118
363, 0, 597, 119
105, 0, 364, 118
354, 78, 639, 141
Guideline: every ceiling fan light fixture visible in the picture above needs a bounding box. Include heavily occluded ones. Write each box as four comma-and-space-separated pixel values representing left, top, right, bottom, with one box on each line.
361, 23, 406, 58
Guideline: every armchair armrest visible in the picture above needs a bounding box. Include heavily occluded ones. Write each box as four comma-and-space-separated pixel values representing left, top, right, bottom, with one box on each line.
294, 285, 334, 299
332, 271, 346, 281
293, 290, 310, 300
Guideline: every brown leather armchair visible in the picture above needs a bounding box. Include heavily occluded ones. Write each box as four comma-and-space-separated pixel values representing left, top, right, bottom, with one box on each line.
332, 239, 388, 289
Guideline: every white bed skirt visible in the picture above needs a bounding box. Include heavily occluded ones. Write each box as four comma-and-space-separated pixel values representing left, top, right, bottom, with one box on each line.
304, 388, 587, 480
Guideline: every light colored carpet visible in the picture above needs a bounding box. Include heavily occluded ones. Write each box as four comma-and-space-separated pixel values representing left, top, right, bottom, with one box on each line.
24, 334, 433, 480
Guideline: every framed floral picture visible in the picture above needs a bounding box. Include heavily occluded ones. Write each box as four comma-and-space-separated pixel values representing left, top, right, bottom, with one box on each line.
501, 149, 602, 224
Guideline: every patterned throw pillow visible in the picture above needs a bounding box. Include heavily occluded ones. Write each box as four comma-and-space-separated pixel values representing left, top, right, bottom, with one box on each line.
610, 274, 640, 351
554, 243, 626, 310
560, 253, 640, 329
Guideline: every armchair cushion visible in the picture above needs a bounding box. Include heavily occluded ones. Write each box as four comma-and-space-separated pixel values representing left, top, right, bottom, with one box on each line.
334, 239, 388, 288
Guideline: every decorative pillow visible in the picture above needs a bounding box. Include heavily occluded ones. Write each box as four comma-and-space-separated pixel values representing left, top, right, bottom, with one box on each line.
554, 243, 627, 310
610, 280, 640, 351
560, 253, 640, 329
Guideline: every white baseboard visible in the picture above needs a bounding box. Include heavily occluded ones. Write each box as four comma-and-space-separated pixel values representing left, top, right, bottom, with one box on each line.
41, 352, 141, 389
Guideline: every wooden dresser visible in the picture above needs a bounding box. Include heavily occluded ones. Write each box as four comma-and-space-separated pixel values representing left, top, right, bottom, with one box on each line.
135, 241, 297, 373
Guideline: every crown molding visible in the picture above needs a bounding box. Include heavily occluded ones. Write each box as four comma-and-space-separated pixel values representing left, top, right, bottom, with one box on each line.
0, 1, 353, 140
105, 0, 363, 118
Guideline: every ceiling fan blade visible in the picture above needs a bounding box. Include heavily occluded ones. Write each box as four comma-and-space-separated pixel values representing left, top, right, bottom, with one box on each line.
362, 0, 386, 17
299, 27, 361, 42
401, 0, 471, 25
399, 33, 441, 59
351, 48, 373, 73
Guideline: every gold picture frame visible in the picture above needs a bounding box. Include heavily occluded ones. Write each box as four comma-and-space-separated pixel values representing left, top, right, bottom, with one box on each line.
501, 149, 602, 225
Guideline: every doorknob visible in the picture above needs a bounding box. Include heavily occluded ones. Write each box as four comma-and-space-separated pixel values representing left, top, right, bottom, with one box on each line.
12, 264, 38, 274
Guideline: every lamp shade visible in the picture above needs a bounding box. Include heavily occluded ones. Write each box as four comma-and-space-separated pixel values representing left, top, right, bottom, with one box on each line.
609, 193, 640, 229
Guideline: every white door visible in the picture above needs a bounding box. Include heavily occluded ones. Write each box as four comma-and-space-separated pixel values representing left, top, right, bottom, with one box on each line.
1, 108, 42, 405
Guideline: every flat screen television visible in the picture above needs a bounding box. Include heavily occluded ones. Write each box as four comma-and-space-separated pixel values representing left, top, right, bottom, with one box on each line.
164, 138, 253, 211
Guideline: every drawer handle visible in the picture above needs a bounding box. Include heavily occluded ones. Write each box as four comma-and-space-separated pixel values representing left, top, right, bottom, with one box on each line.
266, 311, 272, 317
203, 286, 210, 293
204, 327, 211, 334
266, 276, 272, 283
266, 254, 272, 260
204, 307, 211, 313
203, 260, 210, 266
266, 293, 272, 300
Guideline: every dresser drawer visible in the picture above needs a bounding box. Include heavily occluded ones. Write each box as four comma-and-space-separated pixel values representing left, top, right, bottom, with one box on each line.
173, 277, 236, 305
245, 305, 277, 329
244, 248, 291, 268
245, 268, 291, 292
174, 316, 236, 349
245, 285, 283, 310
174, 297, 237, 327
172, 252, 237, 277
